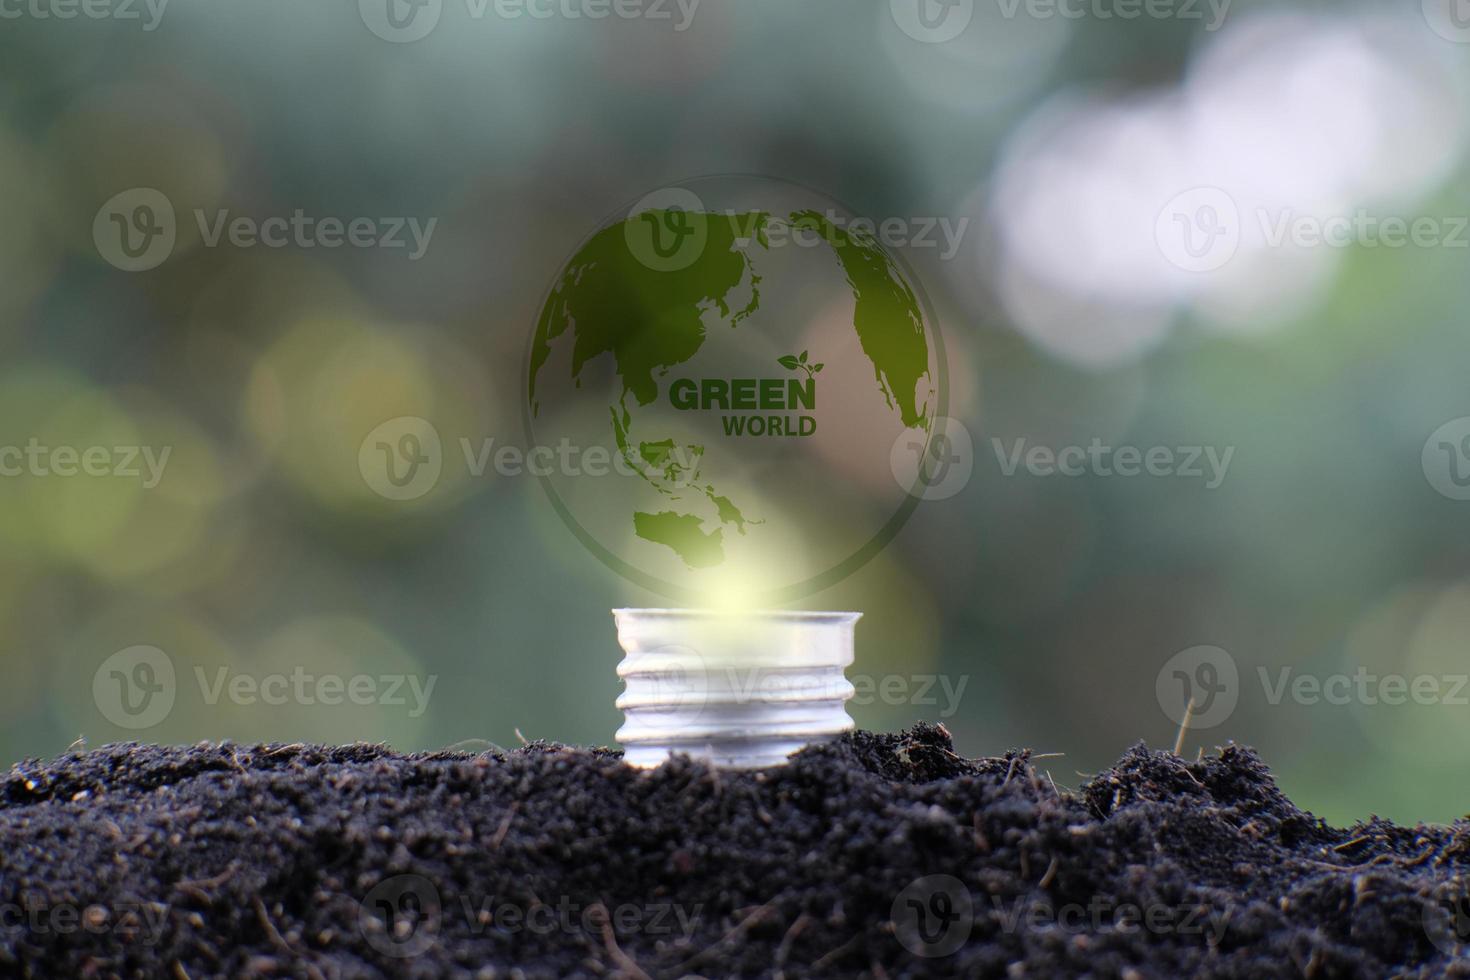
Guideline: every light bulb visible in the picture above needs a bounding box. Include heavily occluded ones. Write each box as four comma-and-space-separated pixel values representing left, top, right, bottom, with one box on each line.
612, 608, 860, 768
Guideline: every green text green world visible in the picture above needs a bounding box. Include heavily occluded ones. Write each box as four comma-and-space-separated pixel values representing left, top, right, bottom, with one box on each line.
668, 376, 816, 436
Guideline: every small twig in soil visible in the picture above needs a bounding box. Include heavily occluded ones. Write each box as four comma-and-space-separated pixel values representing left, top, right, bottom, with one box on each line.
491, 802, 520, 851
588, 903, 652, 980
810, 933, 862, 971
1302, 856, 1389, 872
174, 870, 239, 906
972, 813, 992, 853
1039, 855, 1060, 889
774, 912, 811, 973
673, 902, 775, 972
1301, 845, 1437, 873
251, 896, 326, 980
1173, 699, 1198, 757
173, 862, 240, 894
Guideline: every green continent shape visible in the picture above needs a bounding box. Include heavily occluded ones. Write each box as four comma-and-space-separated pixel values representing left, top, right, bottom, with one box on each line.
531, 209, 776, 569
638, 438, 703, 486
633, 511, 725, 569
790, 210, 932, 430
529, 210, 767, 413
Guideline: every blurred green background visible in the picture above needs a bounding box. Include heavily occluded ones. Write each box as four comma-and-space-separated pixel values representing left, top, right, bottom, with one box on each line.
3, 0, 1470, 826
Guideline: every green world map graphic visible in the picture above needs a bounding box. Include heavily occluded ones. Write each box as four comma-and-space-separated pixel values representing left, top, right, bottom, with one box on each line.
528, 198, 938, 592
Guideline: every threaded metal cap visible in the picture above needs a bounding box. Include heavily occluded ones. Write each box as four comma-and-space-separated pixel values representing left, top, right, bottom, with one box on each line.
613, 608, 860, 768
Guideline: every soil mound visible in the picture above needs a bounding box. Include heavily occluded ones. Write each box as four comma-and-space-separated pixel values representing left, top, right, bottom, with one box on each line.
2, 724, 1468, 978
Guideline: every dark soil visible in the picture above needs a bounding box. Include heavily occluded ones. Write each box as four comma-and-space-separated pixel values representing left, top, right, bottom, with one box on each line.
2, 724, 1469, 978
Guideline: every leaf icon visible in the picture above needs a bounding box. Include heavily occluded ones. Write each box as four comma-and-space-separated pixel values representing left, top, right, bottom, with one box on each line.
799, 350, 809, 364
778, 355, 801, 370
813, 363, 824, 373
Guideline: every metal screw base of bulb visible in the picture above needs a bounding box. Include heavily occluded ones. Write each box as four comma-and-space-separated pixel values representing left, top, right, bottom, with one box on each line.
613, 608, 860, 769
